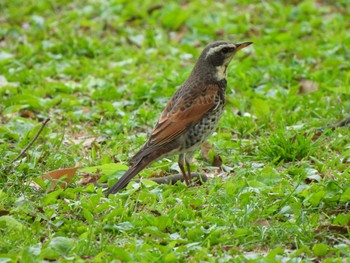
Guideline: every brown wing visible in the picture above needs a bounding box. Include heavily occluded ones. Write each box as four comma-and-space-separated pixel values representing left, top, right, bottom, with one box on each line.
149, 84, 220, 146
129, 84, 222, 165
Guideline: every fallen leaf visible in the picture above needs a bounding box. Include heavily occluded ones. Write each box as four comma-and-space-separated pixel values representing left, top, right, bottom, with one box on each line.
0, 210, 10, 216
19, 109, 35, 119
299, 79, 319, 94
77, 173, 101, 185
39, 166, 79, 191
311, 130, 323, 141
315, 224, 349, 234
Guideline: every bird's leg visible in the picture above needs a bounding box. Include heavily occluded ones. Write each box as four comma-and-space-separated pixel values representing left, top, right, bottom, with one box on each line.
178, 154, 190, 185
185, 151, 195, 185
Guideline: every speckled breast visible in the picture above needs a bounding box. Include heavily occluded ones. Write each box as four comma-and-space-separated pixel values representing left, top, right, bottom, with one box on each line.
182, 100, 225, 151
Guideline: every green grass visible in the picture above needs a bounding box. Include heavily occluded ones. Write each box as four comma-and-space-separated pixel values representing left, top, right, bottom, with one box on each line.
1, 0, 350, 262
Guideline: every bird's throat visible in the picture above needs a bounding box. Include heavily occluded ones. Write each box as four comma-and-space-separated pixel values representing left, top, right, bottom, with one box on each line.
215, 65, 228, 81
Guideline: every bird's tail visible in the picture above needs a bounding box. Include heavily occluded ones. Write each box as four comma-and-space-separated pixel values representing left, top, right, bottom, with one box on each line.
106, 147, 169, 196
105, 159, 150, 196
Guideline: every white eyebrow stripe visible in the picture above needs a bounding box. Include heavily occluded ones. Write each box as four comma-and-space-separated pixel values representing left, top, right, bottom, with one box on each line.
205, 43, 236, 59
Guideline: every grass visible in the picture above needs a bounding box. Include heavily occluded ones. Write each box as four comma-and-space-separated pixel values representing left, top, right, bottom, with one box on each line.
1, 0, 350, 262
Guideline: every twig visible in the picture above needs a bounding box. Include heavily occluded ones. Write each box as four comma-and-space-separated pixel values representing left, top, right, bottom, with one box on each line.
136, 172, 207, 185
12, 118, 50, 163
328, 116, 350, 130
97, 172, 208, 190
317, 116, 350, 133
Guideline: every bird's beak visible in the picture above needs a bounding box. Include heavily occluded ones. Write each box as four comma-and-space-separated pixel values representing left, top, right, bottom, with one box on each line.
236, 42, 253, 51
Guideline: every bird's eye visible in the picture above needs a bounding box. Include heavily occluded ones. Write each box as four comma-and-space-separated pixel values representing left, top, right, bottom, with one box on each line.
221, 47, 232, 54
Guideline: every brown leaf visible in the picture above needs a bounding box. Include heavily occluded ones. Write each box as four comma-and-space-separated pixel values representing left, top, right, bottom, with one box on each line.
315, 224, 349, 234
0, 210, 10, 216
200, 142, 222, 167
19, 110, 35, 119
39, 166, 78, 191
299, 79, 319, 94
311, 130, 323, 141
77, 173, 101, 185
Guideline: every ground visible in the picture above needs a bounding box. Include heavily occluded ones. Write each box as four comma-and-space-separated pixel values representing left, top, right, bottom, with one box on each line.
0, 0, 349, 262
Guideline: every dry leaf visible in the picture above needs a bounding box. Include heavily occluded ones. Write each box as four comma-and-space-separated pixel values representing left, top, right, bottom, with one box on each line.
299, 79, 319, 94
311, 130, 323, 141
19, 110, 35, 119
0, 210, 10, 216
39, 166, 78, 191
77, 173, 101, 185
315, 224, 349, 234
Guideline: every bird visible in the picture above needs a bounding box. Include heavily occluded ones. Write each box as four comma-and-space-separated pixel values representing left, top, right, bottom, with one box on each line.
106, 40, 252, 195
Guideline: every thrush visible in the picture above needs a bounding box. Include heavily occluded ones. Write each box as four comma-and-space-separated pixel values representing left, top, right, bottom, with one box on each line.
106, 40, 252, 195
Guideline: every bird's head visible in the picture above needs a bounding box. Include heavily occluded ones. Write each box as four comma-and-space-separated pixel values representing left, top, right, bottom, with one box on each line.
193, 41, 253, 81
